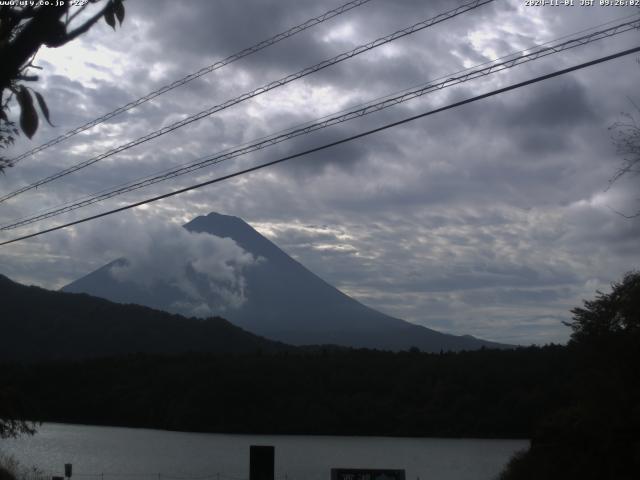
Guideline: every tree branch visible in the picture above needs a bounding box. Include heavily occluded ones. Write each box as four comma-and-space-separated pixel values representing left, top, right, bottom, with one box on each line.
63, 0, 113, 44
65, 2, 90, 26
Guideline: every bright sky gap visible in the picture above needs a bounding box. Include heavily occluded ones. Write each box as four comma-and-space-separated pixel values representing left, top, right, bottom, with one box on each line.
7, 0, 374, 165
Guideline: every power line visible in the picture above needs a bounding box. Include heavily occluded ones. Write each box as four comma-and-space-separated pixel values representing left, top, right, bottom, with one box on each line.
2, 45, 638, 247
3, 15, 639, 231
17, 5, 635, 231
6, 0, 374, 166
18, 8, 639, 231
0, 0, 494, 204
2, 0, 491, 201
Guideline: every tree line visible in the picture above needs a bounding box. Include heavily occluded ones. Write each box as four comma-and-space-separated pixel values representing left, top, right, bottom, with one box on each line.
2, 345, 572, 439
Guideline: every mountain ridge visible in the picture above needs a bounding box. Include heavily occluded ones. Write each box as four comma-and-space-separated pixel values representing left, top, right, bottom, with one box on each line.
0, 273, 288, 361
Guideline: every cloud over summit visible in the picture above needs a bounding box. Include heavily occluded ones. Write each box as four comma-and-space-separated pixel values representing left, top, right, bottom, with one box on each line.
108, 222, 259, 317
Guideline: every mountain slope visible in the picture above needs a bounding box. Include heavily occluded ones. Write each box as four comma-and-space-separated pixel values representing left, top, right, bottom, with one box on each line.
0, 274, 287, 361
63, 212, 509, 352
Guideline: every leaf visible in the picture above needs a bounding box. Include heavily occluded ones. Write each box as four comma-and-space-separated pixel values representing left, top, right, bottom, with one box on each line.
104, 2, 116, 30
16, 86, 38, 139
114, 0, 125, 25
33, 91, 55, 127
43, 20, 67, 48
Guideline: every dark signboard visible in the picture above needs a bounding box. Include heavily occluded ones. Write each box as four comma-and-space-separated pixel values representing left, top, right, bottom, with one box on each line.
331, 469, 405, 480
249, 445, 274, 480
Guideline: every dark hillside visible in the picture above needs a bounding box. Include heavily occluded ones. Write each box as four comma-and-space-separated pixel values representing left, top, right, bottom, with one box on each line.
0, 274, 287, 361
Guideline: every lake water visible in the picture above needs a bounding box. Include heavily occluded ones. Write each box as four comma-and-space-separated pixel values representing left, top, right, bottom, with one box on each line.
0, 424, 527, 480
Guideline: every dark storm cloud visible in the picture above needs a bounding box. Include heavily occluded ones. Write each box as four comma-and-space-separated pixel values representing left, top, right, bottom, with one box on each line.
505, 77, 596, 128
125, 0, 342, 81
125, 0, 502, 98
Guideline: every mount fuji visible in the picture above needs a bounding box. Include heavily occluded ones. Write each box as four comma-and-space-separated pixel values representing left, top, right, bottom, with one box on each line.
62, 212, 508, 351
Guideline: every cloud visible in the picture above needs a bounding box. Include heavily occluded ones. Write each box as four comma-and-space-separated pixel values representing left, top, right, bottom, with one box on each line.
102, 218, 259, 316
8, 212, 259, 318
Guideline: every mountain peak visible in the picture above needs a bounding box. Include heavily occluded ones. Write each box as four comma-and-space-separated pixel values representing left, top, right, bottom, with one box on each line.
185, 212, 284, 260
207, 211, 240, 220
185, 211, 248, 227
186, 211, 253, 238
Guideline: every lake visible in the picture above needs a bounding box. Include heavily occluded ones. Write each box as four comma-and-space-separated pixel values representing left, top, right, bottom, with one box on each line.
0, 424, 528, 480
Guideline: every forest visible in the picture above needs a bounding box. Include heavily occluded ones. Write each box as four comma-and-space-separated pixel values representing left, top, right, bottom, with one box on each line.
2, 345, 571, 439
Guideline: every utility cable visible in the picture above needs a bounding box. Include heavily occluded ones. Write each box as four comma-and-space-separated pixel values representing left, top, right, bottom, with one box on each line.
6, 0, 374, 165
3, 15, 638, 230
0, 0, 493, 204
1, 44, 638, 247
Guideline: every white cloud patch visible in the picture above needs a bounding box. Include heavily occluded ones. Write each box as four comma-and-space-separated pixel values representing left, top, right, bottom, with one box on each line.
106, 221, 258, 316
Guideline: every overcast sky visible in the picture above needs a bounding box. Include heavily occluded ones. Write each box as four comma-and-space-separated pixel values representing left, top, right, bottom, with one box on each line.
1, 0, 638, 345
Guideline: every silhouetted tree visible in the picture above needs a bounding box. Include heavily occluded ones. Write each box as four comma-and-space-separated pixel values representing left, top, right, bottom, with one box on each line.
0, 0, 125, 172
500, 272, 640, 479
609, 102, 640, 217
567, 270, 640, 342
0, 386, 36, 439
